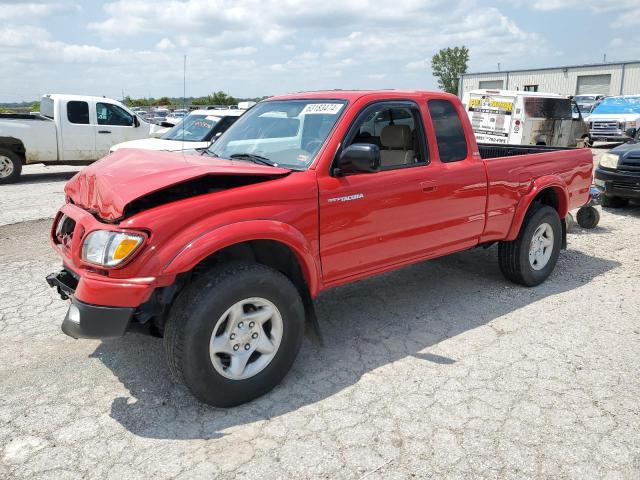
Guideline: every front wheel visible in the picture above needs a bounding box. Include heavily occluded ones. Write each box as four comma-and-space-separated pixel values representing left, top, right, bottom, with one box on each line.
498, 205, 562, 287
0, 148, 22, 184
164, 262, 305, 407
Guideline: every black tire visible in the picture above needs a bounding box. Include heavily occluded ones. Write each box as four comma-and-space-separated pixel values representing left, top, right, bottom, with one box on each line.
576, 206, 600, 229
164, 262, 305, 407
601, 195, 628, 208
498, 204, 562, 287
0, 148, 22, 184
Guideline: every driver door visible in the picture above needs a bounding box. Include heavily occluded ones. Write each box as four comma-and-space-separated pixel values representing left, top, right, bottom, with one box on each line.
94, 102, 141, 157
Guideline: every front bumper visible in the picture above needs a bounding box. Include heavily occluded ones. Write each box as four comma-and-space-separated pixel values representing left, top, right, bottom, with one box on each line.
47, 270, 134, 339
594, 167, 640, 199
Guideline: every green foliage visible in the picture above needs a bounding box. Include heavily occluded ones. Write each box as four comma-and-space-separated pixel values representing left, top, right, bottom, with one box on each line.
124, 91, 240, 108
192, 91, 237, 106
431, 46, 469, 95
30, 102, 40, 112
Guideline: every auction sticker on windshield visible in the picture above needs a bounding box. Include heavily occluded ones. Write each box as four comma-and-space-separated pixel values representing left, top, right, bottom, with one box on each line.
301, 103, 344, 115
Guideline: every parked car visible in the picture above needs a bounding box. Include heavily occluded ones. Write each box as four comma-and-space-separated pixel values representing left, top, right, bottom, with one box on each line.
164, 109, 188, 126
0, 94, 163, 183
109, 109, 244, 153
594, 126, 640, 207
588, 96, 640, 142
46, 90, 592, 407
462, 89, 590, 147
574, 94, 606, 115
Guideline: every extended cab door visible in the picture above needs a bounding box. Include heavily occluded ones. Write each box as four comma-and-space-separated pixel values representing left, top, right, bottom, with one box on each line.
60, 100, 96, 161
317, 98, 487, 285
94, 101, 143, 157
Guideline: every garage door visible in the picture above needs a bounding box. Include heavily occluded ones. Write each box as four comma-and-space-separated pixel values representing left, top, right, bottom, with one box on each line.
576, 74, 611, 95
479, 80, 504, 89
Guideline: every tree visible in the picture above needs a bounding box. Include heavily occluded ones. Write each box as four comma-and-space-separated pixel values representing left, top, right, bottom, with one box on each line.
156, 96, 172, 106
192, 91, 237, 106
431, 46, 469, 95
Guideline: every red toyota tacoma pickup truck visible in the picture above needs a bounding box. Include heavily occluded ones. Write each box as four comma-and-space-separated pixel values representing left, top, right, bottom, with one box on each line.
47, 90, 593, 406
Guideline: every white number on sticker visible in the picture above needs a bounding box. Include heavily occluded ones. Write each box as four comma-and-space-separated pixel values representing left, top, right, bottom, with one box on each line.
301, 103, 343, 115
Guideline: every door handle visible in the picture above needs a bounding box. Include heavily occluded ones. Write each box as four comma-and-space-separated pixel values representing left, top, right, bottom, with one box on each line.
98, 130, 111, 134
420, 181, 438, 193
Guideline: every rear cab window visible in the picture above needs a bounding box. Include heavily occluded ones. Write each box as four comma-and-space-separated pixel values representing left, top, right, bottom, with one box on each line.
427, 99, 468, 162
67, 101, 90, 124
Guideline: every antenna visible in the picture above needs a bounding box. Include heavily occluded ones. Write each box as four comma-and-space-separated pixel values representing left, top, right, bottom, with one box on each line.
603, 53, 607, 63
182, 54, 186, 153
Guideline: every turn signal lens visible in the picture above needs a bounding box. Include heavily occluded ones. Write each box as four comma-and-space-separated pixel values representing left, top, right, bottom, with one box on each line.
113, 238, 140, 260
82, 231, 144, 267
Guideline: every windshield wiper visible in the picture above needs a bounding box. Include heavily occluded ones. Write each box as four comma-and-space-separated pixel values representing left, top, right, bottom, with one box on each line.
229, 153, 277, 167
201, 149, 219, 157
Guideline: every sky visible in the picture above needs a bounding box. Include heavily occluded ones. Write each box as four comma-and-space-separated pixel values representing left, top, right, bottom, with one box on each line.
0, 0, 638, 102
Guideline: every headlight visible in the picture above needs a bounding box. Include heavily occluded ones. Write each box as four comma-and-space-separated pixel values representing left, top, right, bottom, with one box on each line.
599, 153, 619, 169
81, 230, 144, 267
625, 121, 637, 129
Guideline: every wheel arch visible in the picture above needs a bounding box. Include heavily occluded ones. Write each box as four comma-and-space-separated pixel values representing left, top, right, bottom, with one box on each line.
0, 137, 26, 162
162, 220, 321, 298
506, 178, 568, 241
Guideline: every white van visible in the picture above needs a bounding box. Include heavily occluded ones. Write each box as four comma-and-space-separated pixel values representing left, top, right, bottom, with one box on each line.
461, 89, 590, 147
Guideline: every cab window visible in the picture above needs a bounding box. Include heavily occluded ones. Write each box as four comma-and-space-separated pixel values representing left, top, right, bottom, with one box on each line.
427, 99, 468, 163
345, 104, 427, 170
97, 103, 134, 126
67, 101, 89, 124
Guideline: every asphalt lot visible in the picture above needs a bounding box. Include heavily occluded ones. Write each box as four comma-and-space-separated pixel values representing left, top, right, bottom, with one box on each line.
1, 152, 639, 479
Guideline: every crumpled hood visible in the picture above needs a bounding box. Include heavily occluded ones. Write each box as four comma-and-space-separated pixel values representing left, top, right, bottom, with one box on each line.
65, 149, 290, 221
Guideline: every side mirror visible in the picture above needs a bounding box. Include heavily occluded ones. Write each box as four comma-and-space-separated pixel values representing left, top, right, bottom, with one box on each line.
625, 127, 637, 139
334, 144, 381, 176
133, 115, 140, 127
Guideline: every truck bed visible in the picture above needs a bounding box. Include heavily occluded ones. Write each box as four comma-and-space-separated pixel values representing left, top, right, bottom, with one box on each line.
478, 143, 575, 159
0, 113, 51, 121
478, 144, 593, 242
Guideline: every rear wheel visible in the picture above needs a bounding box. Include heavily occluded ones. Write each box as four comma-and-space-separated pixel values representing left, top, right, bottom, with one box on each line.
601, 195, 628, 208
498, 204, 562, 287
0, 148, 22, 184
164, 262, 305, 407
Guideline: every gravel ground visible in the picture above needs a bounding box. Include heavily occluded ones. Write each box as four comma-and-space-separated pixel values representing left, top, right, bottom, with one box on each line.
1, 155, 639, 479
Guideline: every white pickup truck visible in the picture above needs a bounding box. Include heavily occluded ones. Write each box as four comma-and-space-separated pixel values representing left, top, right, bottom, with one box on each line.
0, 94, 162, 183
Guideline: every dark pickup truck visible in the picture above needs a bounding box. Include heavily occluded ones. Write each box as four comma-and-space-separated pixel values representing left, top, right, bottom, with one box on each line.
595, 127, 640, 207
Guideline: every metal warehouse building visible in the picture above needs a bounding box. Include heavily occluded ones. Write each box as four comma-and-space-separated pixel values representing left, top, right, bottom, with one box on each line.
459, 60, 640, 97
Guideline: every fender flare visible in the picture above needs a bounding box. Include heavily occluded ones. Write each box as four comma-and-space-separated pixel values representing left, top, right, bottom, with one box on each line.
161, 220, 321, 297
506, 175, 569, 241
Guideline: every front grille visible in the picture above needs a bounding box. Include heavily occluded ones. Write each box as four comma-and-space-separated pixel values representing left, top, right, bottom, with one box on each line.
590, 121, 622, 136
612, 181, 640, 192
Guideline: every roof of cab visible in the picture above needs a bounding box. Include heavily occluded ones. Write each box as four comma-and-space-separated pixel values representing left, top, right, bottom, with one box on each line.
43, 94, 125, 103
268, 90, 456, 102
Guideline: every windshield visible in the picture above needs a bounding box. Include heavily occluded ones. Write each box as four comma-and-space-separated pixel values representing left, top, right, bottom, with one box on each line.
163, 114, 221, 142
592, 96, 640, 115
206, 99, 347, 169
